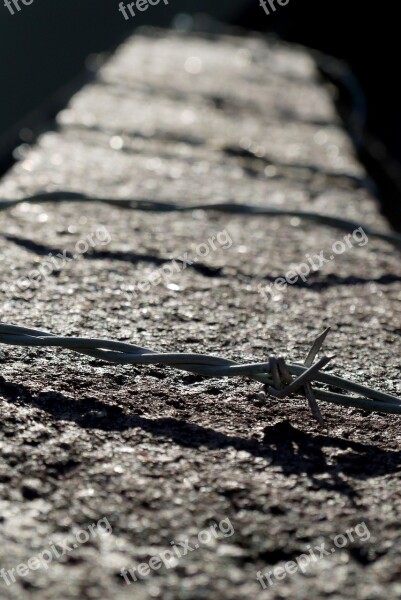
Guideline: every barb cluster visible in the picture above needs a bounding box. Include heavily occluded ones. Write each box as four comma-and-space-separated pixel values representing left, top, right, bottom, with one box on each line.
1, 323, 400, 422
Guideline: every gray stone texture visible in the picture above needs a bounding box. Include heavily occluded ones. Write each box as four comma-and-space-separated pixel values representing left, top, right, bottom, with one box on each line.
0, 30, 400, 600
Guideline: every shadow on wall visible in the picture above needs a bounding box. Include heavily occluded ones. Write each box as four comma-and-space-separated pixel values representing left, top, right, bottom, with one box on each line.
0, 0, 251, 169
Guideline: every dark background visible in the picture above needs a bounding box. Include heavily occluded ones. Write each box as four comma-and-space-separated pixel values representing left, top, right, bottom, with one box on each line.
0, 0, 248, 166
241, 0, 401, 229
1, 0, 400, 227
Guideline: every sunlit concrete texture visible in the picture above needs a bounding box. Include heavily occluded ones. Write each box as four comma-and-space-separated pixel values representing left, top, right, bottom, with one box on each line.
0, 30, 400, 600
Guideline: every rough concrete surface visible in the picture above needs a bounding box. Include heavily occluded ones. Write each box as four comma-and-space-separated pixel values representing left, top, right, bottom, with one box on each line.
0, 29, 401, 600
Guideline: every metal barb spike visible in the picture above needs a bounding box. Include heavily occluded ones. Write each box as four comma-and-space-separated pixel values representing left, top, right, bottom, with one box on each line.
303, 328, 331, 425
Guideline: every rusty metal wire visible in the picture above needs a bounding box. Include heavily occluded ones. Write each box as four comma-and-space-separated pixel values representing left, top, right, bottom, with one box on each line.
1, 323, 400, 422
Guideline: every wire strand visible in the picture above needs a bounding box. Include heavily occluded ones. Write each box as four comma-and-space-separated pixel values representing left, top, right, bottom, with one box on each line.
1, 323, 400, 420
1, 191, 401, 250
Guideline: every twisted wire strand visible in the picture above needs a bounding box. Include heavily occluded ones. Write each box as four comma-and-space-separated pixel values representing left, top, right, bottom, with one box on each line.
1, 193, 400, 420
1, 323, 401, 418
1, 191, 401, 251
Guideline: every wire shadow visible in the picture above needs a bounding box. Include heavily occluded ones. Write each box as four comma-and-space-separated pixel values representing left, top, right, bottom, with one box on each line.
259, 272, 401, 290
1, 234, 223, 278
3, 234, 400, 289
1, 376, 400, 503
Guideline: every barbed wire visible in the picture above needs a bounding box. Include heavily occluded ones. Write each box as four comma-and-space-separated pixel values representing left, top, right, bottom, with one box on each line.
1, 191, 401, 250
1, 323, 400, 422
1, 192, 400, 423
